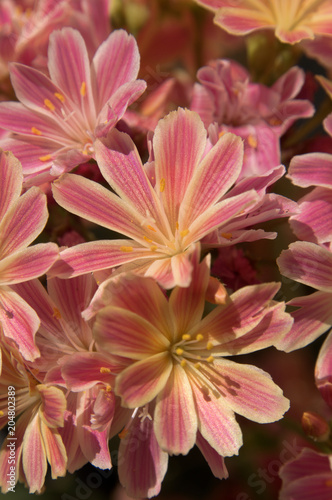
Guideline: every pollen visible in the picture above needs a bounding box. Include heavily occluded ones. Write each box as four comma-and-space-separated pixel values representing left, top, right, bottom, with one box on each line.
176, 221, 179, 230
247, 135, 258, 148
176, 348, 184, 356
180, 229, 189, 237
221, 232, 233, 240
147, 225, 157, 232
206, 341, 214, 350
206, 355, 214, 363
120, 246, 133, 252
105, 385, 112, 392
54, 92, 65, 102
159, 178, 165, 192
196, 334, 204, 342
218, 130, 226, 138
52, 307, 61, 319
0, 410, 3, 416
150, 245, 158, 251
144, 236, 153, 243
80, 81, 86, 97
100, 367, 111, 374
44, 98, 55, 111
182, 334, 191, 341
180, 359, 187, 368
39, 154, 52, 162
31, 126, 42, 135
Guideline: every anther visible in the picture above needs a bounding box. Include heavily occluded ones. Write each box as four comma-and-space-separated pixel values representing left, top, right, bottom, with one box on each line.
31, 127, 42, 135
182, 334, 191, 341
175, 348, 184, 356
206, 341, 214, 351
120, 246, 133, 252
196, 334, 204, 341
44, 99, 55, 111
100, 367, 111, 374
54, 92, 65, 102
80, 81, 86, 97
159, 178, 165, 192
39, 154, 52, 162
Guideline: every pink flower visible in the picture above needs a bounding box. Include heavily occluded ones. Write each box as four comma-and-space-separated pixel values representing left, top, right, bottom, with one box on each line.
82, 247, 291, 497
195, 0, 332, 44
191, 60, 314, 177
279, 447, 332, 500
0, 150, 58, 360
0, 27, 146, 185
0, 345, 67, 493
50, 108, 296, 288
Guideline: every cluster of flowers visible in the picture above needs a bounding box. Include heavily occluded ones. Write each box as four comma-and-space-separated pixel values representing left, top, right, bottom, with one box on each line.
0, 0, 331, 498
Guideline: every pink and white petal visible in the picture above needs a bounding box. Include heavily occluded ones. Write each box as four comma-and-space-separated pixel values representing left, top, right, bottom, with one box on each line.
216, 301, 293, 355
280, 473, 332, 500
0, 286, 40, 361
47, 28, 96, 125
48, 240, 153, 279
22, 413, 47, 493
94, 307, 169, 360
118, 411, 169, 498
115, 353, 173, 408
94, 130, 165, 229
170, 251, 194, 288
61, 352, 115, 391
37, 385, 67, 428
279, 447, 332, 484
315, 330, 332, 408
0, 243, 59, 285
0, 187, 48, 258
191, 373, 243, 457
196, 431, 229, 479
206, 359, 290, 423
52, 173, 146, 240
277, 242, 332, 292
276, 291, 332, 352
0, 150, 22, 221
154, 364, 197, 455
92, 30, 141, 111
144, 257, 176, 289
288, 153, 332, 188
275, 27, 314, 44
324, 112, 332, 136
290, 188, 332, 244
179, 133, 243, 228
169, 252, 210, 336
153, 108, 207, 230
214, 7, 271, 35
40, 422, 67, 479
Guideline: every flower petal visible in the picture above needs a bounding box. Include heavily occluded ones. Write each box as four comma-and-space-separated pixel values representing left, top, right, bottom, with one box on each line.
288, 152, 332, 188
196, 431, 229, 479
22, 413, 47, 493
0, 150, 22, 221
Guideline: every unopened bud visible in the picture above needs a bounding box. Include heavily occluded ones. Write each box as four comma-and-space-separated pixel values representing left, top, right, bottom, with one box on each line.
301, 411, 330, 442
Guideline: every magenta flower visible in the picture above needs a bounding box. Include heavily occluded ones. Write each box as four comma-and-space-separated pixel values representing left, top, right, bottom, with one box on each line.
191, 60, 314, 177
79, 247, 291, 497
279, 447, 332, 500
195, 0, 332, 44
0, 345, 67, 493
0, 150, 58, 360
0, 27, 146, 185
50, 108, 295, 288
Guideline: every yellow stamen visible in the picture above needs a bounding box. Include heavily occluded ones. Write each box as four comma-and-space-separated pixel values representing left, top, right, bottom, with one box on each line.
247, 135, 258, 148
144, 236, 153, 243
182, 334, 191, 341
100, 367, 111, 374
31, 126, 42, 136
80, 81, 86, 97
120, 246, 133, 252
206, 355, 214, 363
180, 359, 187, 368
0, 410, 4, 417
221, 232, 233, 240
39, 154, 52, 162
176, 221, 179, 230
105, 385, 112, 392
175, 348, 184, 356
147, 225, 157, 232
206, 341, 214, 351
54, 92, 65, 102
159, 178, 165, 192
52, 307, 61, 320
180, 229, 189, 237
44, 98, 55, 111
196, 334, 204, 342
150, 246, 158, 252
194, 362, 201, 369
218, 130, 226, 138
118, 428, 128, 439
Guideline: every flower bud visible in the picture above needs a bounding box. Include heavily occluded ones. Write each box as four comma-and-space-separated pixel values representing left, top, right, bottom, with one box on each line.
301, 411, 330, 442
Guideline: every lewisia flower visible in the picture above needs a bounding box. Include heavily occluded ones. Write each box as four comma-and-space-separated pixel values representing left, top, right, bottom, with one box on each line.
195, 0, 332, 44
191, 60, 314, 177
0, 345, 67, 493
0, 27, 146, 185
279, 448, 332, 500
0, 150, 58, 360
83, 247, 291, 497
51, 108, 295, 288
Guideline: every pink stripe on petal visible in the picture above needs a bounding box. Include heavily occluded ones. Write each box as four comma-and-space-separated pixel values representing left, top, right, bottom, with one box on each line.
277, 241, 332, 291
115, 352, 172, 408
0, 150, 22, 221
22, 414, 47, 493
144, 256, 176, 289
215, 7, 272, 35
0, 187, 48, 258
0, 243, 59, 285
154, 364, 197, 455
316, 330, 332, 408
0, 287, 40, 361
61, 352, 115, 391
288, 153, 332, 188
40, 423, 67, 479
196, 431, 229, 479
37, 385, 66, 428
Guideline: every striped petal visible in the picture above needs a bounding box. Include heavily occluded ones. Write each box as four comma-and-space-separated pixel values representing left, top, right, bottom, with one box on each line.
22, 413, 47, 493
0, 150, 22, 221
40, 422, 67, 479
196, 432, 229, 479
288, 153, 332, 188
316, 330, 332, 408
